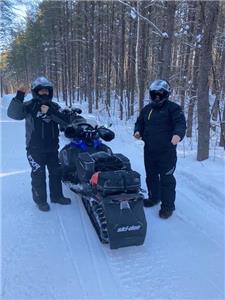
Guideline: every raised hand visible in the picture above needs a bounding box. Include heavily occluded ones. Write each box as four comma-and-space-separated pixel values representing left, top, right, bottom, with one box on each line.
18, 84, 28, 94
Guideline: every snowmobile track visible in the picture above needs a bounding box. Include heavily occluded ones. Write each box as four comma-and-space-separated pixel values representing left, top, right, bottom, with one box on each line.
176, 185, 224, 248
55, 205, 88, 298
59, 184, 121, 299
77, 199, 105, 299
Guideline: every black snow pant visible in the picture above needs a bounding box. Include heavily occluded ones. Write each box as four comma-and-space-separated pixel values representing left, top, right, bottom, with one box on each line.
27, 150, 63, 205
144, 147, 177, 211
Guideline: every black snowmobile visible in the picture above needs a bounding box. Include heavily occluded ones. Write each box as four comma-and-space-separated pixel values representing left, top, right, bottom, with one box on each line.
59, 121, 147, 249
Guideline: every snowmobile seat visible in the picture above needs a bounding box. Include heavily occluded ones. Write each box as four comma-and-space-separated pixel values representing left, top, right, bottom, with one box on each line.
91, 152, 124, 172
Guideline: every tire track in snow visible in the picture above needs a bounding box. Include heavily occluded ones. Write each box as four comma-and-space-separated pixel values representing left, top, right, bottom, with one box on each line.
76, 199, 104, 299
100, 220, 187, 300
176, 186, 224, 249
56, 184, 121, 299
76, 195, 122, 299
177, 169, 224, 210
55, 206, 88, 299
175, 166, 224, 248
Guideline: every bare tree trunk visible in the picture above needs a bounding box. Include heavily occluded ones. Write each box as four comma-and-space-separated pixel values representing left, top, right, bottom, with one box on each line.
119, 4, 125, 120
197, 1, 219, 161
186, 3, 203, 138
65, 1, 72, 107
0, 74, 3, 97
126, 9, 136, 119
130, 22, 136, 117
53, 36, 59, 100
219, 102, 225, 148
135, 1, 141, 112
59, 2, 67, 104
86, 1, 94, 113
158, 1, 176, 80
94, 1, 101, 110
106, 2, 114, 112
136, 1, 148, 112
180, 1, 196, 110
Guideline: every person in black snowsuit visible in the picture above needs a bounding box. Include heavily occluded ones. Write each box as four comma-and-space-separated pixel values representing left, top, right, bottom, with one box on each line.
7, 76, 71, 212
134, 80, 186, 219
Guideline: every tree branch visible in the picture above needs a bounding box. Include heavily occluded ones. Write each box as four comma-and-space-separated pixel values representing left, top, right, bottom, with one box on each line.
118, 0, 167, 37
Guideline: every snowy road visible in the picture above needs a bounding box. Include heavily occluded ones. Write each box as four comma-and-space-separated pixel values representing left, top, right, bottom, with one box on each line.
1, 96, 224, 299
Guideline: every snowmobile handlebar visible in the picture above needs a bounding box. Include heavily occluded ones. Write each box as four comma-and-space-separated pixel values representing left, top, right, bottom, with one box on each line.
64, 123, 115, 142
61, 107, 82, 116
71, 108, 82, 114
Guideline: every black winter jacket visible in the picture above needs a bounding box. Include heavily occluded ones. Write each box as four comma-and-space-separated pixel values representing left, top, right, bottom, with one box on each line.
7, 91, 70, 152
134, 100, 186, 152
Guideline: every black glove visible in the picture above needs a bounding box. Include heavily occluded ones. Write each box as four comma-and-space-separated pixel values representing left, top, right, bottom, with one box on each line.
46, 103, 57, 116
16, 91, 25, 102
30, 101, 42, 115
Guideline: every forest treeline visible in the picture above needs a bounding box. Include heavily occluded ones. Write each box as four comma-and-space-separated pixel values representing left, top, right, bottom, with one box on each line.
1, 0, 225, 160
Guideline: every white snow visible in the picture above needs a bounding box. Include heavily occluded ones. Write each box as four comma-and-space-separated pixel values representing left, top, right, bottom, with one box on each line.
130, 8, 137, 20
162, 32, 169, 39
196, 34, 203, 43
1, 94, 224, 299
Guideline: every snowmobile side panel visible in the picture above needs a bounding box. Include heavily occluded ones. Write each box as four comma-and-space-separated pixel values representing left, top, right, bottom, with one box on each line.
76, 152, 95, 182
102, 194, 147, 249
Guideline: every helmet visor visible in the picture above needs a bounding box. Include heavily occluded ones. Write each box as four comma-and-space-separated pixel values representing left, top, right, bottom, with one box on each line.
150, 89, 169, 101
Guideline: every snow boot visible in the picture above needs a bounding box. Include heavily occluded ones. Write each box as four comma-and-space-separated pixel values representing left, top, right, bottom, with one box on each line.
143, 198, 160, 208
37, 202, 50, 212
159, 209, 173, 219
51, 196, 71, 205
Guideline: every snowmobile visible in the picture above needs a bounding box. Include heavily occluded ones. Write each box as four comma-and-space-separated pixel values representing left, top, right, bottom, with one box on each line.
59, 122, 147, 249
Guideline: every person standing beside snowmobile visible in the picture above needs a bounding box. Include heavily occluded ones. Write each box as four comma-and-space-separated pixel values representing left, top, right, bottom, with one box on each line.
134, 79, 186, 219
7, 76, 71, 212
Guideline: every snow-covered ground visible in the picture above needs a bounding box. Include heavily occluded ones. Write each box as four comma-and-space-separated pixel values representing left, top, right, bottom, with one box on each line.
1, 94, 224, 300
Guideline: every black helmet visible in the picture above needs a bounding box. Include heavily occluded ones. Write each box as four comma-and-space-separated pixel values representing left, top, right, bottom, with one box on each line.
149, 79, 171, 107
31, 76, 53, 102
